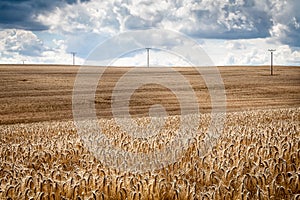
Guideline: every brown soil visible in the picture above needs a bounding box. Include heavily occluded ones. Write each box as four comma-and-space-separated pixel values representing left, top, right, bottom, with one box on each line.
0, 64, 299, 124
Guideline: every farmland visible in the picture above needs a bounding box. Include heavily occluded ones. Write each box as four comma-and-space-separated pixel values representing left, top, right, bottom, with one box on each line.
0, 65, 299, 124
0, 65, 299, 199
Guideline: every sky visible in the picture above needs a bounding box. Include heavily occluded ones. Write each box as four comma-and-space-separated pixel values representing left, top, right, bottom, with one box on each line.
0, 0, 299, 66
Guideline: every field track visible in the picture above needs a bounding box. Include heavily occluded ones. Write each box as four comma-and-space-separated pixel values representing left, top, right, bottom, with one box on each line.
0, 65, 299, 124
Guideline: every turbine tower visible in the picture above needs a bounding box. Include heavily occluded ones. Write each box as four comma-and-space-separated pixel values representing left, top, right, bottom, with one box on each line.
146, 48, 151, 67
268, 49, 276, 76
70, 52, 77, 65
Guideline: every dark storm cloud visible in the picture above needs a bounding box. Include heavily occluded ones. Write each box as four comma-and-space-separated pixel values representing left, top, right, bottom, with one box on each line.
0, 0, 90, 30
184, 1, 273, 40
119, 0, 296, 46
274, 0, 300, 47
286, 23, 300, 47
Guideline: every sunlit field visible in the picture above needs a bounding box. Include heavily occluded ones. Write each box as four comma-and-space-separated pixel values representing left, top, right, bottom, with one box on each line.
0, 65, 299, 199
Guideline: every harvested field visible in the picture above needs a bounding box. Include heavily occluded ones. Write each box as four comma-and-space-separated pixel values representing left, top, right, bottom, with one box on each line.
0, 65, 299, 124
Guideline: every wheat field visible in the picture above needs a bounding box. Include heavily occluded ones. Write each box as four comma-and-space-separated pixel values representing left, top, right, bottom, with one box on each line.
0, 65, 299, 199
0, 108, 299, 199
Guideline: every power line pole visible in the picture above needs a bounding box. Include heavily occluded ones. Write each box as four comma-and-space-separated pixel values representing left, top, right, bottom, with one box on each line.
268, 49, 276, 76
146, 48, 151, 67
70, 52, 76, 65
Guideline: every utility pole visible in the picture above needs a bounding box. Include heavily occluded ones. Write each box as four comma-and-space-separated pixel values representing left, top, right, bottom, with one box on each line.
268, 49, 276, 76
146, 48, 151, 67
70, 52, 76, 65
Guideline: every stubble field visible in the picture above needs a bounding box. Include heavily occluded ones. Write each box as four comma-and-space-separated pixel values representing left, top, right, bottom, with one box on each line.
0, 65, 299, 124
0, 65, 299, 199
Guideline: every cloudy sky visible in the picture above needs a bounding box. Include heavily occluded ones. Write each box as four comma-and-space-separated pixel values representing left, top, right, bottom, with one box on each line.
0, 0, 299, 66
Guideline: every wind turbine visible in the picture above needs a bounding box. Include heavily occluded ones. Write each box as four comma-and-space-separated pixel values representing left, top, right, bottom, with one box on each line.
268, 49, 276, 75
70, 52, 77, 65
146, 48, 151, 67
